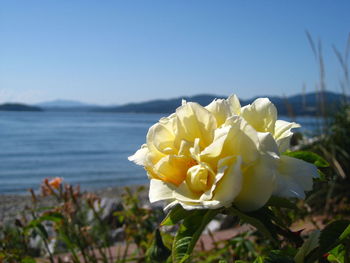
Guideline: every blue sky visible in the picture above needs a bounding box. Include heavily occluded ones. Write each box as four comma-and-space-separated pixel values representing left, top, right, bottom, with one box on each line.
0, 1, 349, 105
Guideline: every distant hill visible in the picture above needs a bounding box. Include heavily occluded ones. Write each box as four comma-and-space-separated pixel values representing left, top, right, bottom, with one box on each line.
37, 99, 94, 108
0, 103, 42, 111
98, 91, 349, 116
10, 91, 347, 115
97, 94, 222, 114
37, 99, 99, 111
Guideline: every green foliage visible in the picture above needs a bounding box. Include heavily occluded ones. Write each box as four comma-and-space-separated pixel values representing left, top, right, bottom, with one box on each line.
115, 186, 164, 259
329, 105, 350, 176
227, 231, 259, 259
161, 205, 191, 226
327, 244, 347, 263
284, 150, 329, 168
0, 223, 37, 262
319, 220, 350, 252
264, 250, 295, 263
305, 105, 350, 183
226, 207, 277, 242
226, 205, 303, 248
266, 196, 297, 210
1, 183, 348, 263
0, 183, 163, 263
305, 220, 350, 262
190, 230, 261, 262
172, 209, 220, 263
253, 256, 265, 263
146, 229, 171, 262
21, 257, 37, 263
294, 230, 321, 263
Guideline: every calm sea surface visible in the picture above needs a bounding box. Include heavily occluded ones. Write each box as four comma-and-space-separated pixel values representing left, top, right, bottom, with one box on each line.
0, 112, 320, 194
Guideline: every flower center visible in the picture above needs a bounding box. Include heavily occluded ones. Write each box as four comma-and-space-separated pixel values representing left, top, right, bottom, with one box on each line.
186, 164, 210, 192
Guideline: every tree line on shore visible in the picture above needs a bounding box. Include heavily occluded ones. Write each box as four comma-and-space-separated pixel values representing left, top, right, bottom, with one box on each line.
1, 90, 348, 116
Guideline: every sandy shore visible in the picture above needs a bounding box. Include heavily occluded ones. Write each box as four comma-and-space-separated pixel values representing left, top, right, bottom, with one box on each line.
0, 184, 149, 224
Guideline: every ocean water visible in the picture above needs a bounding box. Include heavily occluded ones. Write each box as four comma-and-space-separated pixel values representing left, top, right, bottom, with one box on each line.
0, 111, 320, 194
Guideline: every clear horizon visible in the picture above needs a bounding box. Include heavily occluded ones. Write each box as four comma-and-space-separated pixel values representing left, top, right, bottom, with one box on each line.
1, 1, 349, 105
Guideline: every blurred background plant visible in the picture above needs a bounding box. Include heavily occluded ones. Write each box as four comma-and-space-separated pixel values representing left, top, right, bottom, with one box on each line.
296, 33, 350, 222
0, 180, 163, 263
0, 171, 349, 262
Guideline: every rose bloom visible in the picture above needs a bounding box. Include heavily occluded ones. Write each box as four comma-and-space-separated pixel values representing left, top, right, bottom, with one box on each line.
129, 95, 318, 211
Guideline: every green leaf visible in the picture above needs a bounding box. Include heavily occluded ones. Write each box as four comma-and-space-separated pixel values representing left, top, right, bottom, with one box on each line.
38, 213, 64, 223
319, 220, 350, 252
266, 196, 297, 209
305, 220, 350, 262
284, 151, 329, 167
21, 257, 36, 263
36, 223, 49, 239
172, 209, 219, 263
226, 207, 277, 242
339, 223, 350, 240
59, 231, 76, 249
253, 256, 265, 263
147, 229, 171, 262
327, 244, 346, 263
27, 212, 64, 229
294, 230, 320, 263
265, 250, 294, 263
57, 231, 80, 261
227, 207, 304, 246
161, 205, 191, 226
316, 169, 327, 181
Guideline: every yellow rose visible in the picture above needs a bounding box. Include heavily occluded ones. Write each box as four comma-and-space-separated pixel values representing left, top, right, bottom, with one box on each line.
129, 96, 318, 211
237, 98, 318, 199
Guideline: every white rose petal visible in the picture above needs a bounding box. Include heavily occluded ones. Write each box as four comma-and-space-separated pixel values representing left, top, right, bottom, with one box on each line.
241, 98, 277, 133
273, 155, 318, 199
274, 120, 300, 152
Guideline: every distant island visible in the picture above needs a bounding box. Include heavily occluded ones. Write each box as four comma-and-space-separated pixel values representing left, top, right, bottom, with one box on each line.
0, 103, 42, 112
95, 91, 349, 116
0, 91, 348, 116
36, 99, 95, 108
